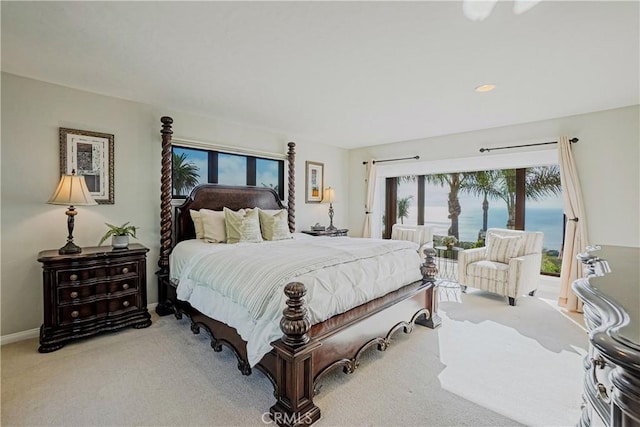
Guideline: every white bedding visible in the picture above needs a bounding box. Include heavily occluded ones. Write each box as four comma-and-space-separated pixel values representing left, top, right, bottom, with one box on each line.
170, 233, 423, 366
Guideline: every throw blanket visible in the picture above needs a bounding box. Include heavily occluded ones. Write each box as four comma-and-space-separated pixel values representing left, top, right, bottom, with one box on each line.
177, 237, 418, 320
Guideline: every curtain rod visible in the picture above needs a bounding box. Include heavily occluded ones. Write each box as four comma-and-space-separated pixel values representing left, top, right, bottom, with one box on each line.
362, 155, 420, 165
479, 137, 578, 153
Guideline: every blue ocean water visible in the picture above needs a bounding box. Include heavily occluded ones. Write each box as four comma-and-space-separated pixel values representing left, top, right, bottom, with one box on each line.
456, 207, 564, 252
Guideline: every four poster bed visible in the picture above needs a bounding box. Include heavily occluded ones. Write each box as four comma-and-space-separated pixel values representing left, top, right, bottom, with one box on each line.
155, 116, 441, 426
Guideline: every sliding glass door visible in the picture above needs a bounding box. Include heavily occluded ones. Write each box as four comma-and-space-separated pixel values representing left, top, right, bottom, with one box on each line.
386, 165, 563, 275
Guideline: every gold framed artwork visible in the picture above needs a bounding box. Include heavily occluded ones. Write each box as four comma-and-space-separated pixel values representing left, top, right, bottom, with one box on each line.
305, 161, 324, 203
59, 128, 115, 204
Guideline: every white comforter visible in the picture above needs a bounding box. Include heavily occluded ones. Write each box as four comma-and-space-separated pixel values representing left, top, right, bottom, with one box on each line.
170, 234, 423, 366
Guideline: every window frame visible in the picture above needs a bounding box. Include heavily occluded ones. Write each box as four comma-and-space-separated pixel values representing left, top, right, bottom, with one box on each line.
171, 144, 285, 200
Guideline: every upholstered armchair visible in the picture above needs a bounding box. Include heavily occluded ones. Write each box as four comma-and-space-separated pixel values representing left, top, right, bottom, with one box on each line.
457, 228, 544, 306
391, 224, 435, 248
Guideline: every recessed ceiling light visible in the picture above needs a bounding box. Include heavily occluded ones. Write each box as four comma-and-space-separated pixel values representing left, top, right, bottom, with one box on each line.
475, 84, 496, 93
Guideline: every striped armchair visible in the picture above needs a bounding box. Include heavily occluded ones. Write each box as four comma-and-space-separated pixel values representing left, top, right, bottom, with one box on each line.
391, 224, 435, 248
457, 228, 544, 306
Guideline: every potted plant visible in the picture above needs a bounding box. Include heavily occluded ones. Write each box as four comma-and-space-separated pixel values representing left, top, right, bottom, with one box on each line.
442, 235, 458, 250
99, 222, 138, 249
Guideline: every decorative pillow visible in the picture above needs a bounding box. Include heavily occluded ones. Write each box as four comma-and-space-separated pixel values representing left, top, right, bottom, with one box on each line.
224, 207, 263, 244
485, 233, 524, 264
258, 209, 292, 241
189, 210, 204, 239
200, 209, 231, 243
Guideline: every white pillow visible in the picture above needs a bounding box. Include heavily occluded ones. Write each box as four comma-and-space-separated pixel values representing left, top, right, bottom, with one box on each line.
224, 207, 263, 244
200, 209, 233, 243
485, 233, 524, 264
189, 210, 204, 239
258, 208, 292, 241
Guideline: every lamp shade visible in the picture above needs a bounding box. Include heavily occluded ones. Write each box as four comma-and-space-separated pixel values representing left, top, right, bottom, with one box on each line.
323, 187, 336, 204
48, 174, 97, 206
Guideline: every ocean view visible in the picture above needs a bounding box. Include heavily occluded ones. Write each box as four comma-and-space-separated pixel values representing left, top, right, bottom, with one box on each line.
400, 205, 564, 252
395, 179, 565, 252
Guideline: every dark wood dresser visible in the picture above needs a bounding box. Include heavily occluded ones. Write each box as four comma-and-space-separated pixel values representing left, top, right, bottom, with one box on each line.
572, 245, 640, 426
38, 243, 152, 353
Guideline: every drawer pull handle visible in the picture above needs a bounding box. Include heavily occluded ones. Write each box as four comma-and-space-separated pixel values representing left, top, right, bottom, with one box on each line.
122, 283, 129, 290
71, 310, 79, 318
70, 291, 78, 299
122, 301, 130, 308
591, 357, 611, 403
122, 267, 129, 274
70, 274, 78, 281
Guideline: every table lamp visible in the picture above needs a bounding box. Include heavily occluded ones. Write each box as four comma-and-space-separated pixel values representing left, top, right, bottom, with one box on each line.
323, 187, 336, 231
48, 170, 97, 254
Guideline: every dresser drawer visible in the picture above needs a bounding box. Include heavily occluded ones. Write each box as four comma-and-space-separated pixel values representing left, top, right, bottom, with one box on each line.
56, 261, 138, 285
107, 294, 140, 313
57, 278, 135, 303
58, 283, 108, 303
107, 278, 139, 294
109, 262, 138, 278
57, 267, 107, 284
58, 302, 102, 325
58, 295, 140, 324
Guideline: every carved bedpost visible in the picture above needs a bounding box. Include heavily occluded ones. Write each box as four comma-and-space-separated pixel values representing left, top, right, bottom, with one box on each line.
156, 116, 174, 316
421, 247, 438, 284
270, 282, 321, 426
287, 142, 296, 233
416, 247, 442, 329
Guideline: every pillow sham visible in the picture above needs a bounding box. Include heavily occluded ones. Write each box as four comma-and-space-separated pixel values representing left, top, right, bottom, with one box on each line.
258, 209, 292, 241
200, 209, 231, 243
485, 233, 524, 264
189, 210, 205, 239
224, 207, 263, 244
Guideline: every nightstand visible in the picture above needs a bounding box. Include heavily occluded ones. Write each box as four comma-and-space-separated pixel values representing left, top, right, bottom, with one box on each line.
38, 243, 152, 353
301, 228, 349, 237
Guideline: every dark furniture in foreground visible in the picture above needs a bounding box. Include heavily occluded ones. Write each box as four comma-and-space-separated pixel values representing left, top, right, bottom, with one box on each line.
573, 245, 640, 426
301, 228, 348, 237
155, 116, 441, 427
38, 244, 151, 353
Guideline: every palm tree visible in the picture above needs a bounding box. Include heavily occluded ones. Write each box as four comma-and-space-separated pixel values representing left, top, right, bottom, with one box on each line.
493, 166, 562, 229
397, 195, 413, 224
461, 170, 502, 237
172, 152, 200, 196
261, 182, 279, 193
424, 173, 472, 239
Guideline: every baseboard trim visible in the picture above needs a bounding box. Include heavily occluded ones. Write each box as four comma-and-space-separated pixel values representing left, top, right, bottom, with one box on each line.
0, 328, 40, 345
1, 302, 160, 346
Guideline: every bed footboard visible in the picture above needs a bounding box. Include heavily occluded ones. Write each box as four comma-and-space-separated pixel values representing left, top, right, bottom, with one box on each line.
269, 247, 439, 426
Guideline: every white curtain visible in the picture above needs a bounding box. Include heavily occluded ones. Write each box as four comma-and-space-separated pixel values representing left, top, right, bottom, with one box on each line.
362, 160, 377, 238
557, 136, 588, 312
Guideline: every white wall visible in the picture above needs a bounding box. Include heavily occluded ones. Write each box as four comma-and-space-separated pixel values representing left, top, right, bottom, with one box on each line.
348, 105, 640, 249
0, 72, 348, 337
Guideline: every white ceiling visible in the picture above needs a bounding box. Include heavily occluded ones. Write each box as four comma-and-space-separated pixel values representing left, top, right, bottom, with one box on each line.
2, 1, 638, 149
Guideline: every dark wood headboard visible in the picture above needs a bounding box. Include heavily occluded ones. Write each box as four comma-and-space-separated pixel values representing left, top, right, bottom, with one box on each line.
175, 184, 286, 243
158, 116, 296, 276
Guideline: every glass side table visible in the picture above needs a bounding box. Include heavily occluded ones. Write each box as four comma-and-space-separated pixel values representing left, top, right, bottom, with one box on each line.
434, 246, 462, 283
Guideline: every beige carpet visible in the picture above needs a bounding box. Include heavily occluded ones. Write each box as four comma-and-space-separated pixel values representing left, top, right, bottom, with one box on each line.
1, 282, 587, 427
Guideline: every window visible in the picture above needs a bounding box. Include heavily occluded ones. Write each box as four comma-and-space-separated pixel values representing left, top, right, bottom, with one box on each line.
171, 146, 285, 199
218, 153, 247, 186
256, 158, 282, 194
385, 166, 563, 275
